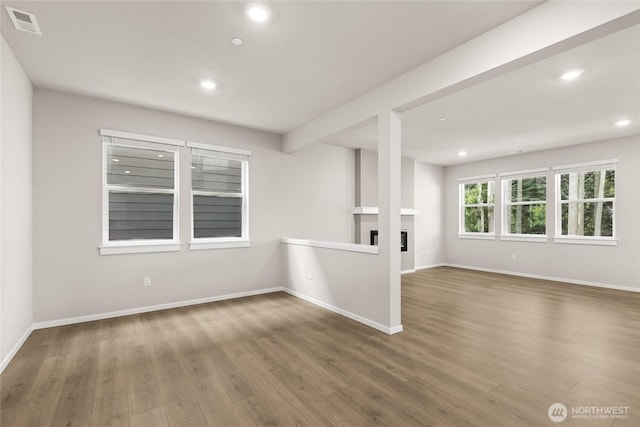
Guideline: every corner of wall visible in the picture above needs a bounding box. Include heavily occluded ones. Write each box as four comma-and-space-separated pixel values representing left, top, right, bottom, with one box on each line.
1, 35, 35, 372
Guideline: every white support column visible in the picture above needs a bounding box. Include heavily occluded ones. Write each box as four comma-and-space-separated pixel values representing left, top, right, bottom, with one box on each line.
378, 110, 403, 333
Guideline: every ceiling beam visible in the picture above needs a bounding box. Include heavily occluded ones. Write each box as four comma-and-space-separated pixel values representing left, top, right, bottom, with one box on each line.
283, 1, 640, 153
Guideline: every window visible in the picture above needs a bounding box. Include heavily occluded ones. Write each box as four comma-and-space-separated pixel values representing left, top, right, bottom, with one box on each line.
188, 141, 250, 250
554, 160, 617, 245
100, 129, 183, 255
501, 168, 548, 241
459, 175, 496, 238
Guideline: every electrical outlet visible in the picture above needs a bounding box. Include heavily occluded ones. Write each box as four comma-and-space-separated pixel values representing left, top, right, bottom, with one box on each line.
144, 277, 151, 287
511, 254, 517, 261
419, 249, 424, 256
308, 270, 313, 280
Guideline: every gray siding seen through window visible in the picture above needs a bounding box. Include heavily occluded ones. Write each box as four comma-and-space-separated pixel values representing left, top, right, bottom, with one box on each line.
191, 154, 244, 239
106, 144, 176, 241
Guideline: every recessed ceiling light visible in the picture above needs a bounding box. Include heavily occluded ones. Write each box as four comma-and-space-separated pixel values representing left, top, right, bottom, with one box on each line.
124, 170, 131, 174
615, 119, 631, 127
458, 151, 467, 157
112, 158, 119, 162
200, 79, 216, 90
246, 3, 270, 22
231, 37, 244, 46
157, 154, 164, 158
439, 117, 447, 121
561, 69, 584, 81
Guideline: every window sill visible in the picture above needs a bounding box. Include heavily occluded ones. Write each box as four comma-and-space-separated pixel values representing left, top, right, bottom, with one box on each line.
553, 237, 618, 246
457, 233, 496, 241
189, 239, 250, 250
500, 235, 549, 243
100, 241, 181, 255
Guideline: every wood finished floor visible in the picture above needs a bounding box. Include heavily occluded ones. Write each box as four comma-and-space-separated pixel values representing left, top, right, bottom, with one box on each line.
1, 267, 639, 426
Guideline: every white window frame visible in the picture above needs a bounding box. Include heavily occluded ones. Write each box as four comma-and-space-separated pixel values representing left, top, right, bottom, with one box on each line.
100, 129, 184, 255
499, 168, 549, 243
458, 174, 497, 240
188, 141, 251, 250
553, 159, 618, 246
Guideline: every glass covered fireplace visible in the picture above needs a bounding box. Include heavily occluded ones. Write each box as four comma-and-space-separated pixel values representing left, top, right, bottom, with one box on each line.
370, 230, 408, 252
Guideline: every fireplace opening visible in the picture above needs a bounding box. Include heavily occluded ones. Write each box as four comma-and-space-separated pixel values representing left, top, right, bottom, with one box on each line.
370, 230, 408, 252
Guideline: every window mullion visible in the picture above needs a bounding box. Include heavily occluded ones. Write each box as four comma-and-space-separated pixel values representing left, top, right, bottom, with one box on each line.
560, 197, 614, 204
507, 201, 547, 206
192, 190, 242, 198
107, 185, 175, 194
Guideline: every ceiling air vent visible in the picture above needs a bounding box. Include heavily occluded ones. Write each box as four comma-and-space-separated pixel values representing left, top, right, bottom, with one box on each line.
5, 6, 41, 35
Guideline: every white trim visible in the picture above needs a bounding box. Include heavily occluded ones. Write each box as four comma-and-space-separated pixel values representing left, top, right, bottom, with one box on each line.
415, 263, 446, 270
352, 207, 420, 216
553, 158, 618, 172
499, 167, 549, 177
281, 238, 378, 254
189, 240, 250, 250
500, 235, 549, 243
107, 186, 175, 195
352, 206, 379, 215
102, 142, 108, 246
100, 128, 185, 147
102, 137, 182, 153
282, 288, 402, 335
102, 135, 181, 250
559, 197, 614, 204
459, 179, 496, 234
0, 326, 33, 374
388, 325, 404, 334
187, 140, 251, 156
33, 287, 285, 329
553, 236, 618, 246
457, 233, 497, 240
506, 200, 547, 206
192, 190, 243, 198
500, 173, 548, 238
443, 263, 639, 293
100, 242, 182, 255
173, 147, 181, 244
401, 269, 416, 275
553, 166, 617, 241
457, 173, 496, 183
189, 158, 249, 245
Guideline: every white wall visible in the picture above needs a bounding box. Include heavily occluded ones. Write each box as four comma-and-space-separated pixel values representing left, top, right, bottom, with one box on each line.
1, 36, 34, 369
32, 89, 355, 323
414, 161, 445, 269
282, 243, 393, 332
444, 136, 640, 290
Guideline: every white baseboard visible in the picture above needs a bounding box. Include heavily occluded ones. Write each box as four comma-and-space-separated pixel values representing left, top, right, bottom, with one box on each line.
443, 263, 640, 293
32, 287, 285, 330
283, 288, 402, 335
1, 326, 33, 374
401, 269, 416, 275
415, 263, 445, 271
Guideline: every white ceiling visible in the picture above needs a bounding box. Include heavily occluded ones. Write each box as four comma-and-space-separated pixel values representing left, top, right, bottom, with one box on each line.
0, 0, 541, 134
326, 23, 640, 165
